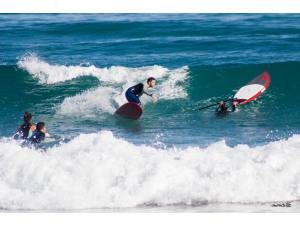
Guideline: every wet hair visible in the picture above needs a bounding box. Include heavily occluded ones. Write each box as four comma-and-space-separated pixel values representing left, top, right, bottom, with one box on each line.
147, 77, 156, 84
23, 112, 32, 123
36, 122, 45, 132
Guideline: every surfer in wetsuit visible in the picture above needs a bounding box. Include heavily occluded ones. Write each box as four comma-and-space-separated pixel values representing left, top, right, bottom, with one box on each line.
231, 99, 239, 112
14, 112, 36, 139
216, 99, 239, 114
216, 101, 228, 114
29, 122, 49, 144
125, 77, 157, 105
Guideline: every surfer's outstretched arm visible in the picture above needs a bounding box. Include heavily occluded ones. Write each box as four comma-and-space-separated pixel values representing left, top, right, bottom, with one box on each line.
143, 90, 153, 97
142, 90, 157, 101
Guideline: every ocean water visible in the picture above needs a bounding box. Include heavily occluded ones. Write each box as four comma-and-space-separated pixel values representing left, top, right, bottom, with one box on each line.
0, 14, 300, 212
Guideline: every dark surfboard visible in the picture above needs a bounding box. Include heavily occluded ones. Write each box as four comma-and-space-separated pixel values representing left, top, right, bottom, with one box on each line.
115, 103, 143, 120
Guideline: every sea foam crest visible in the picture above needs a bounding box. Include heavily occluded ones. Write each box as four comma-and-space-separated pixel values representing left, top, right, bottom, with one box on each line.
18, 55, 189, 115
0, 132, 300, 209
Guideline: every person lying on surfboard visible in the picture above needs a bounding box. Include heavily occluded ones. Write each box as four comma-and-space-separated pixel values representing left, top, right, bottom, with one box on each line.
216, 99, 239, 114
125, 77, 158, 105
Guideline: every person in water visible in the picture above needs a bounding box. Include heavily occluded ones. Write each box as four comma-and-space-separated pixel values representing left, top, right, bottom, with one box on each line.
216, 99, 239, 114
29, 122, 49, 144
14, 112, 36, 139
125, 77, 158, 105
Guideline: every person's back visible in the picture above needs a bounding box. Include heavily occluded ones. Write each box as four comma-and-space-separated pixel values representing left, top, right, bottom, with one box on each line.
129, 83, 145, 97
15, 112, 36, 139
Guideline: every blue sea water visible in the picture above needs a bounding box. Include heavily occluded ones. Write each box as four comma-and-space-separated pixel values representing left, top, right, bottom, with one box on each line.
0, 14, 300, 211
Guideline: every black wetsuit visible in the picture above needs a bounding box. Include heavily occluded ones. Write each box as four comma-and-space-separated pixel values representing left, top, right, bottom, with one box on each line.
216, 105, 228, 114
231, 104, 236, 112
15, 122, 33, 139
125, 83, 152, 104
216, 102, 236, 114
29, 131, 45, 144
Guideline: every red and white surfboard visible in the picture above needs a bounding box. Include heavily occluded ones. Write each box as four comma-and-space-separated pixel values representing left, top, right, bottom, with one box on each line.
234, 71, 271, 105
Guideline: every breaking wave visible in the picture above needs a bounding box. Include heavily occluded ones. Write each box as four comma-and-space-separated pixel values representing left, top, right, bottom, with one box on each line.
0, 131, 299, 210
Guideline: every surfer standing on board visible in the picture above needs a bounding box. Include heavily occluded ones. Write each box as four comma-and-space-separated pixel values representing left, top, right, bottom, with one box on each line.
125, 77, 158, 105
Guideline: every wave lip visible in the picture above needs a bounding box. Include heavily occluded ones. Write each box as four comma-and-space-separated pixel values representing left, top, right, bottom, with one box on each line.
17, 54, 170, 85
17, 55, 189, 115
0, 131, 300, 210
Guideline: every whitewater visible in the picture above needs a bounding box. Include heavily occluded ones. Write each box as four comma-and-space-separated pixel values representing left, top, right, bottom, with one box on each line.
0, 131, 300, 211
17, 55, 188, 115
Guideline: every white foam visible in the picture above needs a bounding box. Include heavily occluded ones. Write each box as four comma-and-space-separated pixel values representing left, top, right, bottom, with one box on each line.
17, 55, 189, 115
17, 54, 170, 84
57, 87, 118, 116
0, 132, 300, 210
